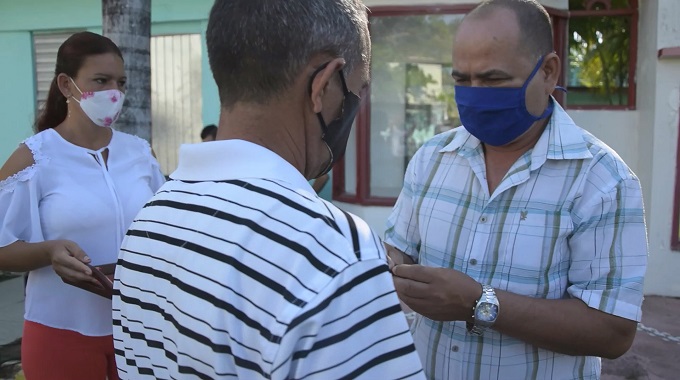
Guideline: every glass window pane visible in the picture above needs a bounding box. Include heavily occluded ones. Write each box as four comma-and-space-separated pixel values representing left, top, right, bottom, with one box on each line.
567, 15, 631, 106
369, 14, 464, 198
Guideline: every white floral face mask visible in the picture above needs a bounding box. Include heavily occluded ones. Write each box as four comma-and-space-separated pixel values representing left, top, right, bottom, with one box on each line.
69, 78, 125, 127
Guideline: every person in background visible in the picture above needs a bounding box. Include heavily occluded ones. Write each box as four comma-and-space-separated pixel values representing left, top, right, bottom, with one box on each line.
112, 0, 424, 379
0, 32, 165, 380
201, 124, 218, 142
385, 0, 648, 379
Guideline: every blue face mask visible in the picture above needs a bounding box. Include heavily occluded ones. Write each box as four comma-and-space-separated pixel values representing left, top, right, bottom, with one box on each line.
454, 56, 553, 146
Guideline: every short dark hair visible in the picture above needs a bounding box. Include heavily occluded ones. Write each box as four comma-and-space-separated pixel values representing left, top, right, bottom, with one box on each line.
34, 32, 123, 133
201, 124, 217, 140
206, 0, 370, 110
468, 0, 553, 59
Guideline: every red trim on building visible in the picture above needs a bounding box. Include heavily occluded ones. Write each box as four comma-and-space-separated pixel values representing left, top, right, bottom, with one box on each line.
564, 0, 638, 110
628, 0, 638, 110
658, 47, 680, 59
356, 87, 371, 204
672, 95, 680, 250
334, 2, 640, 205
551, 11, 569, 107
368, 4, 476, 16
671, 117, 680, 251
569, 9, 635, 16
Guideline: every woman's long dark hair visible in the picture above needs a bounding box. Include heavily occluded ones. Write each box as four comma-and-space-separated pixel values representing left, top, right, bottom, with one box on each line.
34, 32, 123, 133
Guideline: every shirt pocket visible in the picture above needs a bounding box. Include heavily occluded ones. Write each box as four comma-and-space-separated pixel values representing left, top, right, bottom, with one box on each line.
495, 207, 573, 299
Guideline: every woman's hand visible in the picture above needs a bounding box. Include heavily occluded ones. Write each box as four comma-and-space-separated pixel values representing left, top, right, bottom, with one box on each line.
46, 240, 100, 287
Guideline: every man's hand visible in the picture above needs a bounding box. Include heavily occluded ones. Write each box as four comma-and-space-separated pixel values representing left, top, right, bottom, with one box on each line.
385, 246, 638, 358
391, 264, 481, 322
384, 243, 414, 271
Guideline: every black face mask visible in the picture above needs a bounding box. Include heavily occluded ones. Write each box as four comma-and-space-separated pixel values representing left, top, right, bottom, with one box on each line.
309, 62, 361, 178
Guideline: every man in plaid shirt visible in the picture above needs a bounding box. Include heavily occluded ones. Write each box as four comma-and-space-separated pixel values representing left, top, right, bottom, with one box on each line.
385, 1, 648, 379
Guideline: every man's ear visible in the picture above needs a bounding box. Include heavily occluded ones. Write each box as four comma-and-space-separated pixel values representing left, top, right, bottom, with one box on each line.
542, 52, 561, 94
309, 58, 345, 114
57, 73, 74, 99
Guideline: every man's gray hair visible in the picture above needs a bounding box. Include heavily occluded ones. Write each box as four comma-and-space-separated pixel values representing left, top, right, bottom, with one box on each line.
206, 0, 370, 109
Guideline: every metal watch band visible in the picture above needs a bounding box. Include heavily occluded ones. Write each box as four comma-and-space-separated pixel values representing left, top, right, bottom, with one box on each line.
467, 284, 498, 336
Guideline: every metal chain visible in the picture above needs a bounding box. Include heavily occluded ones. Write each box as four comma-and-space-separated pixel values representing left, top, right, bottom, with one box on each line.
637, 323, 680, 344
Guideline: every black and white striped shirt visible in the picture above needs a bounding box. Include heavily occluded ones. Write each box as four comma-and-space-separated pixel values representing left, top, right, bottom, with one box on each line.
112, 140, 424, 380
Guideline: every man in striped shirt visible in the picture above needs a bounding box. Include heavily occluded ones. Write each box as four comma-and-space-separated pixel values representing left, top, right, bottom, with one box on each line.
112, 1, 424, 379
385, 1, 648, 379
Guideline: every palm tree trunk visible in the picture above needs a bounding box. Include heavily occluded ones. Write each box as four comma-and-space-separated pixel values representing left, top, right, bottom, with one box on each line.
102, 0, 152, 142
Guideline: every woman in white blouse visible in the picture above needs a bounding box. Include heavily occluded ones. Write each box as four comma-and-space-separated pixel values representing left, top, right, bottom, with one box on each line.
0, 32, 164, 380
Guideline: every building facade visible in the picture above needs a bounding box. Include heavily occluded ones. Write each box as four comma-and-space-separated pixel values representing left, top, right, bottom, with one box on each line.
1, 0, 679, 296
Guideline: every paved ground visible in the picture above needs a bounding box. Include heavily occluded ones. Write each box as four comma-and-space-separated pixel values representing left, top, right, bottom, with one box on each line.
0, 276, 23, 380
0, 277, 23, 346
602, 296, 680, 380
1, 275, 678, 379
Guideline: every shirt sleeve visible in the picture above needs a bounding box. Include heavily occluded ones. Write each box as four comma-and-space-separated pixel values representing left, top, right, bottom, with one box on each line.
385, 155, 421, 263
567, 174, 648, 322
0, 161, 44, 248
271, 259, 425, 380
148, 157, 166, 193
137, 136, 166, 193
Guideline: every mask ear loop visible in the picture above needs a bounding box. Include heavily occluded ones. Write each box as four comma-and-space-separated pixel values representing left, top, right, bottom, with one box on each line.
521, 55, 547, 92
338, 68, 350, 94
316, 145, 334, 179
68, 77, 84, 103
308, 61, 335, 179
534, 53, 568, 93
309, 62, 331, 136
523, 54, 559, 119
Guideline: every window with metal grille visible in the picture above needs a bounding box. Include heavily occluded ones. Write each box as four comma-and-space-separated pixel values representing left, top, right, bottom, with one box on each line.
32, 31, 82, 110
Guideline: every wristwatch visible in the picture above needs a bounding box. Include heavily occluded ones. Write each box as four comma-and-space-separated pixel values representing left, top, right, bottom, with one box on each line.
467, 284, 499, 336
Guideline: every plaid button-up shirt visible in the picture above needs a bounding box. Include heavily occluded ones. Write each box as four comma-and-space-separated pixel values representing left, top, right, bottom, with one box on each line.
385, 102, 647, 380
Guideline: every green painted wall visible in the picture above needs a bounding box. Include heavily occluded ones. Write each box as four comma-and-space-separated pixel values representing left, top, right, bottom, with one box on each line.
0, 0, 332, 201
0, 0, 219, 163
0, 31, 36, 161
0, 0, 215, 32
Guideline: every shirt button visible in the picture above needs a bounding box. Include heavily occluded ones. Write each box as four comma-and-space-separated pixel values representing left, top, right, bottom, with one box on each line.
469, 259, 478, 266
451, 345, 459, 352
480, 216, 487, 223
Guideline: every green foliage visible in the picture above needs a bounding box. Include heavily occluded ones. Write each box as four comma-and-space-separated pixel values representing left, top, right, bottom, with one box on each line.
568, 0, 632, 106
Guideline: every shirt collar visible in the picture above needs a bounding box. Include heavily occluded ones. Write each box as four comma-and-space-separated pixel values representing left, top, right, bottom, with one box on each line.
170, 139, 314, 192
439, 98, 593, 167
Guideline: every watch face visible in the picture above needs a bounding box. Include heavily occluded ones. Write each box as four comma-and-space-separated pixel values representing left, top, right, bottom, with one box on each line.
475, 302, 499, 322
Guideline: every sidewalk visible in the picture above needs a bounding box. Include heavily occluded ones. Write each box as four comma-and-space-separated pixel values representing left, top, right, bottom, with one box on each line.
0, 276, 23, 346
602, 296, 680, 380
0, 276, 23, 380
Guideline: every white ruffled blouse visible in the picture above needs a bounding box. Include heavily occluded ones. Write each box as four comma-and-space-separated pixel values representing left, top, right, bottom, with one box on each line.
0, 128, 165, 336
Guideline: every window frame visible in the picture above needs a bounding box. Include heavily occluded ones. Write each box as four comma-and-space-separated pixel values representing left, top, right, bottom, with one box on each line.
333, 2, 636, 205
32, 30, 85, 112
672, 96, 680, 251
333, 5, 475, 206
562, 0, 639, 110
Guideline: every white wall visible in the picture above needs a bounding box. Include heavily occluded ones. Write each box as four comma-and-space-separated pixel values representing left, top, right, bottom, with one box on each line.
639, 0, 680, 297
567, 111, 641, 172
